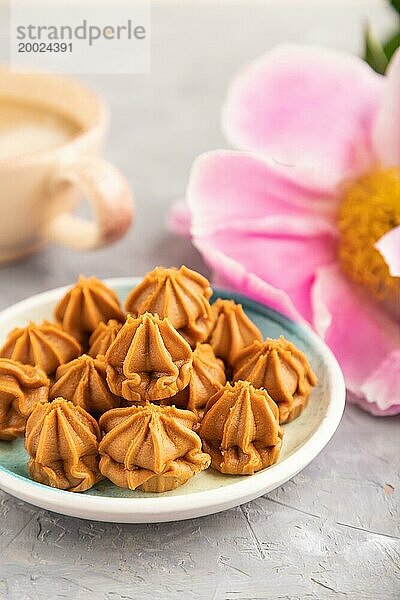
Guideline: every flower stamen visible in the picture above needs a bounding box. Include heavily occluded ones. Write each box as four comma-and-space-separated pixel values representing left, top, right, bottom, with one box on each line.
337, 168, 400, 303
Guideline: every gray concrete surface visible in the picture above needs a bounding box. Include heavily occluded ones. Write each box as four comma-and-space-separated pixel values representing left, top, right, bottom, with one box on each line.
0, 2, 399, 598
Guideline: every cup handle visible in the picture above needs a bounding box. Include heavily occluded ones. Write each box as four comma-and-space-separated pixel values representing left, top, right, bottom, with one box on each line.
46, 157, 134, 250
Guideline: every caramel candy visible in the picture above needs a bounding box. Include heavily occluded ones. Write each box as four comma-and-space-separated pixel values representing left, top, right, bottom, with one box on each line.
208, 299, 262, 366
88, 319, 123, 358
0, 359, 49, 440
105, 312, 192, 402
172, 343, 226, 418
50, 355, 120, 416
55, 275, 125, 343
99, 404, 211, 492
26, 398, 102, 492
199, 380, 282, 475
125, 266, 213, 346
233, 336, 317, 423
0, 320, 81, 375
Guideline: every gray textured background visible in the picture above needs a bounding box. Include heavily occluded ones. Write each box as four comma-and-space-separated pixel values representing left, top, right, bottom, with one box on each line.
0, 2, 399, 599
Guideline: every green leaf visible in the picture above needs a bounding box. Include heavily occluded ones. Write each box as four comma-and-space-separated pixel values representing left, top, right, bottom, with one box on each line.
383, 30, 400, 61
389, 0, 400, 16
364, 25, 389, 74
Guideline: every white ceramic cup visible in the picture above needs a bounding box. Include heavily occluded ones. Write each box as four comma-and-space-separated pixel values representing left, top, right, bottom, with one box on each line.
0, 69, 134, 263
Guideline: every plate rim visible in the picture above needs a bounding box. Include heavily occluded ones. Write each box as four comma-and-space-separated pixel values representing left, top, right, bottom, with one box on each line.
0, 277, 346, 522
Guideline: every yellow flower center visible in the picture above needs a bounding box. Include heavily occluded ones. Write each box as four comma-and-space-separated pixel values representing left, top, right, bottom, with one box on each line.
337, 168, 400, 303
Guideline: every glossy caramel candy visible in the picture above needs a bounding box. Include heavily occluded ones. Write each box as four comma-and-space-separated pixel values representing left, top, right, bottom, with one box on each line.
88, 319, 123, 358
105, 312, 192, 402
233, 336, 317, 423
125, 266, 213, 346
0, 359, 49, 440
0, 320, 81, 375
199, 380, 282, 475
26, 398, 102, 492
172, 343, 226, 419
55, 275, 125, 343
208, 299, 262, 366
99, 404, 210, 492
50, 354, 120, 416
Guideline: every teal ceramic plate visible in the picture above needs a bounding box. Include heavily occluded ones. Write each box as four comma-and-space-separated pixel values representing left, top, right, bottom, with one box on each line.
0, 278, 345, 522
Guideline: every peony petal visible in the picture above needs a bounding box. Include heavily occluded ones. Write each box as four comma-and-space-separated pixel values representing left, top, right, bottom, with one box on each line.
348, 394, 400, 417
167, 200, 192, 238
372, 48, 400, 166
195, 240, 306, 322
375, 225, 400, 277
223, 44, 382, 189
358, 350, 400, 415
191, 216, 337, 323
187, 150, 337, 238
312, 264, 400, 398
187, 150, 338, 322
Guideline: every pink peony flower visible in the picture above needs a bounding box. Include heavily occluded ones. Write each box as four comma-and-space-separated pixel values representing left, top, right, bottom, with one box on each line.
169, 45, 400, 416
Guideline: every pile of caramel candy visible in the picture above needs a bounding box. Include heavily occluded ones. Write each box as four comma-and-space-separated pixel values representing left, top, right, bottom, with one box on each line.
0, 266, 317, 493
